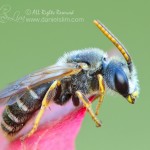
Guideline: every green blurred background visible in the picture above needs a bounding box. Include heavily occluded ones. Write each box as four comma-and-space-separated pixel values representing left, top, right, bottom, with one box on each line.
0, 0, 149, 149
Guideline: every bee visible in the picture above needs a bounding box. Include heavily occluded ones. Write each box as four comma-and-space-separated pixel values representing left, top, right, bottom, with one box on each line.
0, 20, 139, 140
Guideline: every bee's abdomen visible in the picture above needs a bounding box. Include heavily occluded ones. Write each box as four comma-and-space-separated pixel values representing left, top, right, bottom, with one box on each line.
1, 82, 52, 135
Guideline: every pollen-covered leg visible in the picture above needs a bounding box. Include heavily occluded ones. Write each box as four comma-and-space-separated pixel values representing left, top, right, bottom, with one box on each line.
75, 91, 101, 127
21, 80, 61, 140
95, 74, 105, 116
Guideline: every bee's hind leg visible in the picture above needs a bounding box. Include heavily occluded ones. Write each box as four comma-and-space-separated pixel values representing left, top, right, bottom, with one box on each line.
21, 80, 61, 140
75, 91, 101, 127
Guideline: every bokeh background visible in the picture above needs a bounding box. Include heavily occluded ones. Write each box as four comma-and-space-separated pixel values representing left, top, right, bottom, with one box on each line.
0, 0, 149, 150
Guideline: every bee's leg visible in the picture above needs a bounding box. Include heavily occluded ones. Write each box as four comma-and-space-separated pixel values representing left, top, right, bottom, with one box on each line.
75, 91, 101, 127
21, 80, 61, 140
95, 74, 105, 116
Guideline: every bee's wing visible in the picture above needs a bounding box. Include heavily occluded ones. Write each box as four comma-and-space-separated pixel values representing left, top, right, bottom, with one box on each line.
0, 63, 81, 106
107, 48, 124, 58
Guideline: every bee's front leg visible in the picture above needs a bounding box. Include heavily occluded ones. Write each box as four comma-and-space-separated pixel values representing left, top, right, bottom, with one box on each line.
21, 80, 61, 140
95, 74, 105, 116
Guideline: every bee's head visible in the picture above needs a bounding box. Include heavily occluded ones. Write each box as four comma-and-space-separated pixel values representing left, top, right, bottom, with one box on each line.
94, 20, 139, 104
103, 58, 139, 104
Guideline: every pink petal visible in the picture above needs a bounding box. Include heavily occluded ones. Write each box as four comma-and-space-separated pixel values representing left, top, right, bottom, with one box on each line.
0, 96, 95, 150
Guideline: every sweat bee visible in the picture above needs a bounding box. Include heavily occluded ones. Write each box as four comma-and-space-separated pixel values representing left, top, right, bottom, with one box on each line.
0, 20, 139, 139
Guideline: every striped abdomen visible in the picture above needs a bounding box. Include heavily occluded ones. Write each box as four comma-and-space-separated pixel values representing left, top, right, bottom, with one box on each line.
1, 82, 52, 135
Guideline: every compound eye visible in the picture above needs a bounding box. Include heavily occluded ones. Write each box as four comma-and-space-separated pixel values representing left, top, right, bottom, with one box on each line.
114, 69, 129, 96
